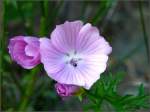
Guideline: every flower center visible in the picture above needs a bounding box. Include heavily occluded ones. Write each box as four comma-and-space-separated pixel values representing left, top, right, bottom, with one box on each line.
65, 51, 82, 68
70, 59, 78, 67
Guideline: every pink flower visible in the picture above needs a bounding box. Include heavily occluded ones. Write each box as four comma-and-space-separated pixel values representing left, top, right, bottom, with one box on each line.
55, 83, 80, 97
40, 21, 112, 89
8, 36, 40, 69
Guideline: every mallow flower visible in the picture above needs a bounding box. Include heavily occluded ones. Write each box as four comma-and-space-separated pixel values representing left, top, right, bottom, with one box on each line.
55, 83, 80, 97
40, 21, 112, 89
8, 36, 40, 69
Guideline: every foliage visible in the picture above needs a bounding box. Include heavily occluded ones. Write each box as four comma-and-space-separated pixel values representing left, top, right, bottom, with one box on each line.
83, 72, 150, 112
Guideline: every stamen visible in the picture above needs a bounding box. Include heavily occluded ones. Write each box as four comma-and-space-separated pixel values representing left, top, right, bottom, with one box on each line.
70, 59, 78, 67
65, 53, 70, 56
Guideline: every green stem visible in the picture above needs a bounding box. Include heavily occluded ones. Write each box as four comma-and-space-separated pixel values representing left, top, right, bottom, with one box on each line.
17, 2, 33, 35
39, 1, 48, 36
48, 1, 64, 31
18, 66, 41, 111
91, 1, 113, 25
138, 1, 150, 63
2, 1, 24, 103
11, 71, 24, 94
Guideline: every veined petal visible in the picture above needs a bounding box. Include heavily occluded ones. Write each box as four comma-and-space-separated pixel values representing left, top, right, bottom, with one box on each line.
81, 37, 112, 55
49, 54, 108, 89
50, 64, 86, 87
24, 37, 40, 46
25, 45, 38, 57
40, 38, 66, 74
78, 54, 108, 89
77, 23, 100, 52
51, 21, 83, 53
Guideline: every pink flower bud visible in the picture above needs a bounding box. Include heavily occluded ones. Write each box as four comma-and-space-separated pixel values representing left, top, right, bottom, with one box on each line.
8, 36, 40, 69
55, 83, 80, 97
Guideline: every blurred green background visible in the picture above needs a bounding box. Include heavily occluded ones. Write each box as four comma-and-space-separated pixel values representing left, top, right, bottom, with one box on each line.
1, 0, 150, 111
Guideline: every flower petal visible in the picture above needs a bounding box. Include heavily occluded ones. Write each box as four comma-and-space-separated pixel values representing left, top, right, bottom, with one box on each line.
51, 21, 83, 53
25, 45, 38, 57
8, 36, 25, 60
77, 23, 100, 52
50, 64, 85, 87
81, 37, 112, 55
40, 38, 66, 74
50, 54, 108, 89
24, 36, 40, 46
81, 54, 108, 89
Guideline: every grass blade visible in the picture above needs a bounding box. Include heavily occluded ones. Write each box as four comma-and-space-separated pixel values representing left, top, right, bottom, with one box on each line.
91, 0, 114, 25
138, 1, 150, 63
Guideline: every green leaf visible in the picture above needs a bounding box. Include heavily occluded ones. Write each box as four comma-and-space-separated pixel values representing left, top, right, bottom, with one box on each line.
91, 0, 115, 25
138, 84, 145, 96
83, 103, 98, 111
5, 0, 17, 9
78, 95, 82, 102
85, 72, 150, 112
